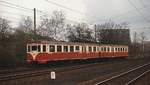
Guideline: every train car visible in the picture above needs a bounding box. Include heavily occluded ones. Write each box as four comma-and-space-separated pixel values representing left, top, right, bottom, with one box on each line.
26, 40, 128, 64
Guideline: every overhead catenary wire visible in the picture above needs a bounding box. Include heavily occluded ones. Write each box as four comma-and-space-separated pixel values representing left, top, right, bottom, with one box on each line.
0, 1, 81, 24
0, 3, 33, 15
93, 4, 150, 24
138, 0, 150, 13
0, 0, 33, 11
1, 0, 150, 27
44, 0, 99, 22
127, 0, 150, 24
0, 1, 51, 16
0, 0, 88, 23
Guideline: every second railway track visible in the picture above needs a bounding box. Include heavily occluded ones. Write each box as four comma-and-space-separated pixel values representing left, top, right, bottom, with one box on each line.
95, 62, 150, 85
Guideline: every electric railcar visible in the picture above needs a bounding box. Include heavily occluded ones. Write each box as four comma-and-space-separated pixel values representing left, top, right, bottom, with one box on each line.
27, 40, 128, 64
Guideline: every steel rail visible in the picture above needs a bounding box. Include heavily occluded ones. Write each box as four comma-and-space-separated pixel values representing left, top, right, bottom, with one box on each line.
94, 62, 150, 85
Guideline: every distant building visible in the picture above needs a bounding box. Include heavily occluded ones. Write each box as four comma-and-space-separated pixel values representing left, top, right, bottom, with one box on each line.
99, 29, 131, 45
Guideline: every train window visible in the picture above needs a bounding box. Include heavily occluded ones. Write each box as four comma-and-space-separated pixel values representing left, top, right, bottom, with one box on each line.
99, 47, 101, 51
122, 48, 124, 51
101, 47, 103, 52
43, 45, 46, 52
28, 45, 30, 52
115, 48, 118, 52
38, 45, 41, 52
118, 48, 120, 52
75, 46, 79, 50
107, 47, 110, 52
124, 48, 126, 52
82, 47, 84, 52
93, 47, 96, 52
57, 45, 62, 52
111, 47, 114, 52
121, 48, 123, 51
83, 46, 87, 52
104, 47, 106, 52
49, 45, 55, 52
32, 45, 37, 51
64, 46, 68, 52
96, 47, 99, 51
70, 46, 74, 52
89, 46, 92, 52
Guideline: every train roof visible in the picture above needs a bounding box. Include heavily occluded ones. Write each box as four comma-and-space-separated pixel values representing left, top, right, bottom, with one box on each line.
27, 40, 128, 47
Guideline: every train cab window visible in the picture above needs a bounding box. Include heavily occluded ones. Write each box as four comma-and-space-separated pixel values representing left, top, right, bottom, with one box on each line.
38, 45, 41, 52
64, 46, 68, 52
75, 46, 80, 50
70, 46, 74, 52
93, 47, 96, 52
57, 45, 62, 52
89, 46, 92, 52
43, 45, 46, 52
27, 45, 30, 52
32, 45, 37, 51
49, 45, 55, 52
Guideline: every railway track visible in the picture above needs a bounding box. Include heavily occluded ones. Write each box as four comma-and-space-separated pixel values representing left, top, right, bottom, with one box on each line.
1, 58, 150, 85
126, 69, 150, 85
0, 67, 45, 76
0, 61, 122, 82
95, 62, 150, 85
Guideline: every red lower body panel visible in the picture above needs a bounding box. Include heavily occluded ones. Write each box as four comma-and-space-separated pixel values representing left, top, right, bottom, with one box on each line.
27, 52, 128, 64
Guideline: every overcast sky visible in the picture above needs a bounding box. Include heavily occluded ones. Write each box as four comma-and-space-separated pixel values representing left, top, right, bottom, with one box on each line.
0, 0, 150, 40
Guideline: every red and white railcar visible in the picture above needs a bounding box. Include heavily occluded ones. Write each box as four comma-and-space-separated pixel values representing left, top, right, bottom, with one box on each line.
27, 40, 128, 64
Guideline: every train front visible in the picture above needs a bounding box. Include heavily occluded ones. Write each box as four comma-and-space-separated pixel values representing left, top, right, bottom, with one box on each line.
26, 40, 49, 64
27, 43, 39, 64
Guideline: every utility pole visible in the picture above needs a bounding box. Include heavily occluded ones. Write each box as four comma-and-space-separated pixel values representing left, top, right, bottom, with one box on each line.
94, 24, 97, 42
34, 8, 36, 35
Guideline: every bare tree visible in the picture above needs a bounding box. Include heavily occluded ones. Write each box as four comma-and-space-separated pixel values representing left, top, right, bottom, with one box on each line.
133, 32, 138, 44
130, 31, 140, 58
139, 32, 146, 57
0, 17, 11, 41
0, 17, 18, 67
67, 23, 94, 42
38, 15, 54, 36
38, 11, 65, 40
19, 16, 33, 33
52, 11, 65, 33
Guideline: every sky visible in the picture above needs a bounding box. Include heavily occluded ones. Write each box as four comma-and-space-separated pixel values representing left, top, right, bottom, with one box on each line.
0, 0, 150, 40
